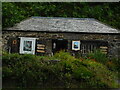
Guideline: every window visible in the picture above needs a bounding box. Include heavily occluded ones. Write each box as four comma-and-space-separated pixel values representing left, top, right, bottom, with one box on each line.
72, 41, 80, 51
19, 37, 37, 54
80, 40, 108, 55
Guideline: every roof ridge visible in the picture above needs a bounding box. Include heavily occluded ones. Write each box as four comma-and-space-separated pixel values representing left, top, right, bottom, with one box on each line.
31, 16, 95, 20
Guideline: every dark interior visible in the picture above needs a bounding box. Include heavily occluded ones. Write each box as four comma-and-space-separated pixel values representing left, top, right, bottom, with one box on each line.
52, 39, 68, 54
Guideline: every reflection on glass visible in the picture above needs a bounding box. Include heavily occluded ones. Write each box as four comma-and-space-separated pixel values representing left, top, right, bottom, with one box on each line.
23, 41, 32, 51
74, 42, 79, 49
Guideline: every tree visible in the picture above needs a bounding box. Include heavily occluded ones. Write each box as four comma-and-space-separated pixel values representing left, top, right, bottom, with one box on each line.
2, 2, 120, 30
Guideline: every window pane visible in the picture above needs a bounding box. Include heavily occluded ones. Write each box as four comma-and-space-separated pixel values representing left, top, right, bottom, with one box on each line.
74, 42, 79, 49
23, 41, 32, 51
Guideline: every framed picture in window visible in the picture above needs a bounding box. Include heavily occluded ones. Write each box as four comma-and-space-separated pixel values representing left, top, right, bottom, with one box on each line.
23, 41, 32, 51
72, 41, 80, 51
19, 37, 37, 54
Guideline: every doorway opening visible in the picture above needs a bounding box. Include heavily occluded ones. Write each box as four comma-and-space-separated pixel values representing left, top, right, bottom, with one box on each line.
52, 39, 68, 54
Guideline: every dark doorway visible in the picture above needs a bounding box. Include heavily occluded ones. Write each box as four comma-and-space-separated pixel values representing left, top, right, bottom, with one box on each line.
52, 39, 68, 54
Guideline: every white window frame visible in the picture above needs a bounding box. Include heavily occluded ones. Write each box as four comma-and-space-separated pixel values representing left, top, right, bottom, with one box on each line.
19, 37, 37, 55
72, 41, 80, 51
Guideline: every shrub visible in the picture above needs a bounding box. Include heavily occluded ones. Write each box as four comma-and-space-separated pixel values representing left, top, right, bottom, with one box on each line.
87, 50, 108, 64
2, 53, 21, 67
52, 51, 95, 87
107, 57, 120, 71
2, 51, 119, 88
72, 65, 93, 80
2, 66, 13, 78
82, 60, 118, 88
105, 57, 120, 80
53, 51, 77, 61
3, 53, 43, 86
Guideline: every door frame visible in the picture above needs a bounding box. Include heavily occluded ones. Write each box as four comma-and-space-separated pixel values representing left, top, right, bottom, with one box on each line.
52, 39, 68, 54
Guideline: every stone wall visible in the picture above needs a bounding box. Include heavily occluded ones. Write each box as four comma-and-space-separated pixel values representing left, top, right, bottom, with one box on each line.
2, 31, 120, 58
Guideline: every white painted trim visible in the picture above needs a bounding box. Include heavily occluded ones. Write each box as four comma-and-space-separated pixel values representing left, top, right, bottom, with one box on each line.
19, 37, 36, 54
72, 41, 80, 51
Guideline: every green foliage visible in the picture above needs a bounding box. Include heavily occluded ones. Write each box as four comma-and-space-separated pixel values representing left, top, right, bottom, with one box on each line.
53, 51, 77, 61
2, 2, 120, 30
72, 65, 93, 80
2, 51, 119, 88
82, 60, 118, 88
106, 57, 120, 78
87, 50, 120, 80
2, 53, 22, 67
110, 58, 120, 71
87, 50, 108, 64
2, 3, 26, 28
2, 66, 13, 78
2, 53, 45, 86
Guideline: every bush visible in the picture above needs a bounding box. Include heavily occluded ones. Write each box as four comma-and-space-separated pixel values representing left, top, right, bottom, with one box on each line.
2, 66, 13, 78
105, 57, 120, 80
2, 51, 119, 88
87, 50, 108, 64
2, 53, 46, 86
82, 60, 118, 88
2, 53, 21, 67
53, 51, 76, 61
72, 64, 93, 80
107, 57, 120, 71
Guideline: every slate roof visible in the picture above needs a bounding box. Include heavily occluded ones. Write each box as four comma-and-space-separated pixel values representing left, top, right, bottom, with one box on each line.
5, 17, 120, 33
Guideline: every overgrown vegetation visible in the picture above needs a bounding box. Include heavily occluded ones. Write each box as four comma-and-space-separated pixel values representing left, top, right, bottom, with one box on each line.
2, 2, 120, 30
87, 50, 120, 74
87, 50, 108, 64
2, 51, 120, 88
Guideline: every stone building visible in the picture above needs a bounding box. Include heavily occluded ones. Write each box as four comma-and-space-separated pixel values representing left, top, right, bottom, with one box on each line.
2, 17, 120, 58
